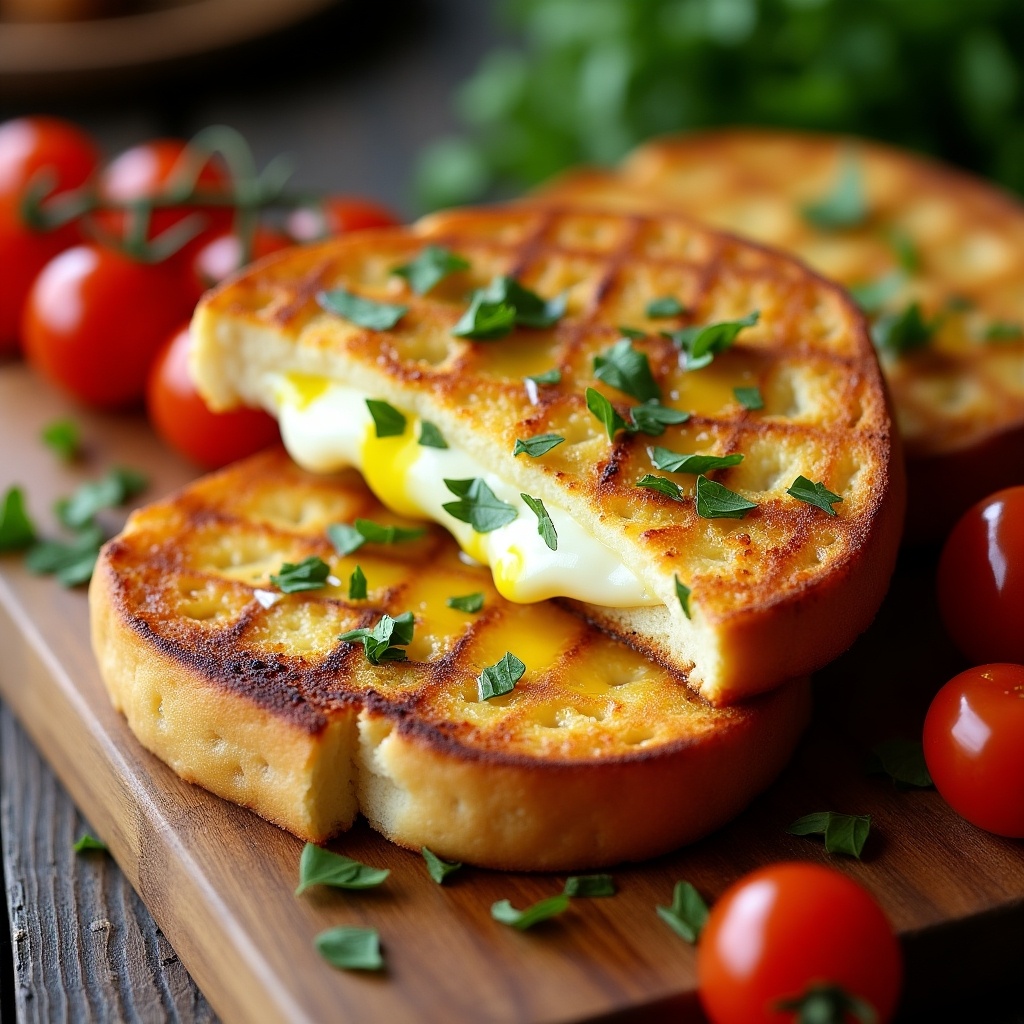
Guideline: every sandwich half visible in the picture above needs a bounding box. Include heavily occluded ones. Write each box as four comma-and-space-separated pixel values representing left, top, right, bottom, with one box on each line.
190, 204, 904, 704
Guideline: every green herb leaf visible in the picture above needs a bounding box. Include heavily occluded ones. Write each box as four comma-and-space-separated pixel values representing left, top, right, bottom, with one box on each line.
618, 326, 646, 340
674, 575, 691, 619
25, 524, 103, 587
871, 302, 935, 356
41, 418, 80, 461
849, 270, 905, 314
513, 433, 565, 458
564, 874, 615, 898
866, 739, 933, 789
491, 894, 570, 930
392, 245, 469, 294
946, 294, 976, 313
480, 275, 566, 329
446, 592, 484, 614
366, 399, 407, 438
526, 368, 561, 385
888, 227, 920, 273
0, 487, 37, 551
328, 523, 365, 555
629, 401, 690, 436
586, 387, 629, 440
520, 493, 557, 550
55, 467, 148, 530
73, 833, 107, 853
984, 321, 1024, 342
651, 448, 744, 474
694, 475, 756, 519
296, 843, 390, 894
418, 421, 448, 448
802, 153, 868, 230
733, 386, 764, 411
443, 478, 518, 533
646, 296, 685, 318
787, 811, 872, 858
328, 518, 427, 556
271, 556, 332, 593
317, 288, 407, 330
478, 651, 526, 700
665, 311, 759, 370
776, 982, 878, 1024
452, 293, 517, 340
348, 565, 367, 600
593, 338, 661, 402
787, 475, 843, 516
636, 474, 684, 502
422, 846, 462, 884
656, 881, 709, 943
339, 611, 415, 665
315, 927, 384, 971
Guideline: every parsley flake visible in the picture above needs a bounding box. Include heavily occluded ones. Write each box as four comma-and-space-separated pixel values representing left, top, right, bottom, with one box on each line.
787, 811, 872, 858
787, 475, 843, 516
452, 292, 516, 340
888, 227, 920, 273
618, 325, 646, 340
674, 575, 691, 619
25, 524, 103, 587
656, 881, 709, 943
329, 518, 427, 556
665, 311, 759, 370
513, 433, 564, 458
478, 651, 526, 700
271, 556, 331, 593
315, 927, 384, 972
446, 592, 484, 614
0, 487, 37, 551
520, 493, 557, 550
984, 321, 1024, 342
629, 401, 690, 436
871, 302, 935, 356
801, 153, 868, 230
55, 466, 147, 530
317, 288, 407, 330
694, 475, 757, 519
733, 386, 764, 410
365, 399, 407, 438
443, 478, 518, 533
586, 387, 629, 440
651, 448, 744, 474
72, 833, 107, 853
418, 421, 448, 449
636, 474, 684, 502
392, 245, 469, 294
849, 270, 905, 314
491, 894, 569, 930
593, 338, 661, 402
296, 843, 389, 894
564, 874, 615, 898
339, 611, 415, 665
481, 275, 566, 328
646, 296, 685, 318
41, 418, 80, 461
348, 565, 367, 600
776, 983, 878, 1024
526, 368, 561, 386
866, 738, 933, 789
422, 846, 462, 884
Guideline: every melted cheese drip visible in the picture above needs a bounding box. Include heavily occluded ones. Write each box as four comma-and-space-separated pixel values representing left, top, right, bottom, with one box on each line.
271, 374, 657, 607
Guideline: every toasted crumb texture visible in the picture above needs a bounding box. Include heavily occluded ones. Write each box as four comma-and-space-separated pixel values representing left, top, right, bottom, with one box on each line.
90, 450, 810, 870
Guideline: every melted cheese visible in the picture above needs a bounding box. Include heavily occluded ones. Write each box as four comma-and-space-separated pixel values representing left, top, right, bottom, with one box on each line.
271, 374, 657, 608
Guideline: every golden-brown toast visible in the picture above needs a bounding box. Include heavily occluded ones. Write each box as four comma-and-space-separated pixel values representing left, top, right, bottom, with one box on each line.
536, 129, 1024, 539
191, 204, 903, 705
90, 449, 810, 870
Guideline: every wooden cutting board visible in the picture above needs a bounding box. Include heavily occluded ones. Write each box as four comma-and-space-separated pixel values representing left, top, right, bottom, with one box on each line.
0, 362, 1021, 1024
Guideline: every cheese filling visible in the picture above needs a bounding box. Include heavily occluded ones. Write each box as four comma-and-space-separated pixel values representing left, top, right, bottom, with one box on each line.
271, 374, 657, 607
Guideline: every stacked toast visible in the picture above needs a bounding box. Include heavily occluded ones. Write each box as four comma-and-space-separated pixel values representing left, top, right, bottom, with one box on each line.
91, 128, 1022, 869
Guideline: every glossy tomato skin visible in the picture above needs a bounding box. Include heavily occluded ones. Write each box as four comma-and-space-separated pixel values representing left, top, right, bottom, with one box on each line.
923, 663, 1024, 838
147, 324, 280, 469
697, 862, 902, 1024
285, 195, 400, 242
22, 244, 193, 408
937, 487, 1024, 664
188, 225, 291, 301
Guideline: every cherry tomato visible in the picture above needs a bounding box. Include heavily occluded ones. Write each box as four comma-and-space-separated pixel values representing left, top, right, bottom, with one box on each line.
937, 487, 1024, 664
188, 225, 291, 300
285, 195, 400, 242
697, 862, 902, 1024
0, 116, 99, 354
147, 324, 280, 469
22, 244, 192, 408
923, 663, 1024, 838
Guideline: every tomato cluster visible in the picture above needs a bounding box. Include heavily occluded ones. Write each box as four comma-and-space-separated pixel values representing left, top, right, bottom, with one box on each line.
1, 116, 400, 468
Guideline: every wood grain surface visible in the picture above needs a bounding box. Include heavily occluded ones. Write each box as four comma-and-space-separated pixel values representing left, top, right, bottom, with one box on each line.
0, 362, 1022, 1024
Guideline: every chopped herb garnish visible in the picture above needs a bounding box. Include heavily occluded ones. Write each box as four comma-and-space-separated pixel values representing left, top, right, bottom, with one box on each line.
651, 448, 744, 474
564, 874, 615, 898
338, 611, 415, 665
365, 399, 406, 438
25, 524, 103, 587
733, 386, 764, 410
593, 338, 661, 402
629, 401, 690, 436
984, 321, 1024, 342
446, 592, 484, 614
656, 881, 709, 942
888, 227, 920, 273
491, 894, 570, 930
513, 433, 565, 458
72, 833, 107, 853
41, 418, 80, 461
618, 325, 646, 340
694, 475, 756, 519
787, 475, 843, 516
0, 487, 37, 551
866, 739, 933, 789
520, 493, 557, 550
646, 296, 685, 318
418, 421, 448, 448
452, 292, 517, 340
328, 523, 365, 555
271, 556, 331, 593
871, 302, 935, 356
787, 811, 872, 859
801, 153, 868, 230
55, 467, 147, 530
674, 575, 691, 620
315, 927, 384, 972
665, 311, 759, 370
478, 651, 526, 700
480, 275, 567, 328
295, 843, 390, 895
776, 983, 878, 1024
443, 478, 518, 533
329, 518, 427, 556
422, 846, 462, 884
586, 387, 629, 440
317, 288, 407, 330
526, 368, 561, 385
849, 270, 905, 314
392, 245, 469, 294
348, 565, 367, 600
636, 474, 684, 502
946, 294, 975, 313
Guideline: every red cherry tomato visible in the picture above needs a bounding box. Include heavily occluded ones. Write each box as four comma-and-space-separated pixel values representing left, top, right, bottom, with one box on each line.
22, 244, 192, 408
937, 486, 1024, 664
188, 225, 291, 301
923, 663, 1024, 838
147, 324, 280, 469
0, 116, 99, 354
285, 195, 399, 242
697, 862, 902, 1024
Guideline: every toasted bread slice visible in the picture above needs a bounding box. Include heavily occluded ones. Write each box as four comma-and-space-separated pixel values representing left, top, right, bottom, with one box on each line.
191, 204, 903, 705
537, 129, 1024, 539
90, 449, 810, 870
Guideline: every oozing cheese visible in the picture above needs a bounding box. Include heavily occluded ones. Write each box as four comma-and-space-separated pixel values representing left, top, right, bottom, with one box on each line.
271, 374, 657, 607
